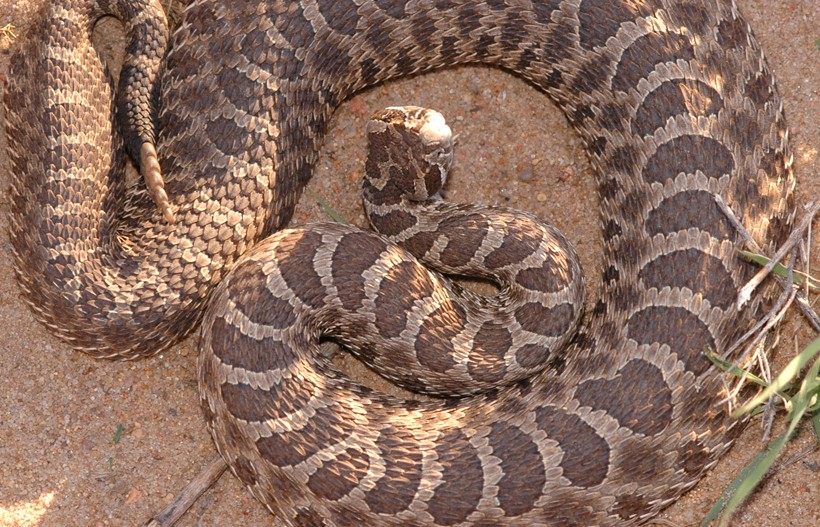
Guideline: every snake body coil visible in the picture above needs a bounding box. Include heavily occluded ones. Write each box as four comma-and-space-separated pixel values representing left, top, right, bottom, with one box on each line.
4, 0, 795, 525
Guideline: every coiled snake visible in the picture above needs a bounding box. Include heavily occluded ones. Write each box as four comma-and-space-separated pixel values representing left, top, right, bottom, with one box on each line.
4, 0, 795, 525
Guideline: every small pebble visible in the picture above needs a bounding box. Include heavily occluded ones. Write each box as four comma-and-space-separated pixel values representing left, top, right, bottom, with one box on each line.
560, 165, 576, 181
517, 165, 533, 182
536, 193, 547, 202
124, 487, 144, 505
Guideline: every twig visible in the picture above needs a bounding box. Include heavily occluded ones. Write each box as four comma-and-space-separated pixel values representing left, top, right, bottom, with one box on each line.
712, 195, 814, 416
713, 194, 756, 247
737, 200, 820, 308
142, 455, 228, 527
726, 251, 797, 360
714, 196, 820, 329
0, 23, 16, 41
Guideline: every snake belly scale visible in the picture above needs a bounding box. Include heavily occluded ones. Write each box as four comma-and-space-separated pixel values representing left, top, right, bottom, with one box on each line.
4, 0, 795, 526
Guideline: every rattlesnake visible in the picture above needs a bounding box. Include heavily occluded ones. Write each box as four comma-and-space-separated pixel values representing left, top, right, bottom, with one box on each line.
4, 0, 795, 526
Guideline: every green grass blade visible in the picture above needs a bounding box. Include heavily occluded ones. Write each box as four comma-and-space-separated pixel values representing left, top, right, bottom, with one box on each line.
707, 373, 815, 527
311, 194, 347, 223
705, 349, 770, 387
739, 250, 819, 290
703, 337, 820, 526
112, 423, 125, 444
813, 407, 820, 441
700, 430, 786, 527
736, 336, 820, 416
711, 428, 796, 527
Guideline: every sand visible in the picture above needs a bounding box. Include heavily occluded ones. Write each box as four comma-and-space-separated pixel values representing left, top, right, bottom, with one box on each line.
0, 1, 817, 526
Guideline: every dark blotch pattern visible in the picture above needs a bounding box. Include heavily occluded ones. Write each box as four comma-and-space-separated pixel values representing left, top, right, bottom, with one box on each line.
316, 0, 360, 36
646, 190, 734, 240
611, 278, 643, 314
256, 429, 321, 468
369, 209, 417, 236
18, 0, 793, 522
514, 343, 550, 369
577, 0, 651, 50
535, 406, 610, 487
332, 232, 386, 310
407, 10, 437, 53
232, 454, 257, 486
759, 148, 786, 183
222, 376, 309, 423
604, 265, 620, 284
597, 103, 626, 131
639, 249, 736, 309
612, 32, 695, 93
603, 219, 623, 240
678, 439, 713, 476
515, 258, 572, 293
307, 445, 370, 500
273, 2, 315, 49
515, 302, 575, 337
627, 306, 715, 374
205, 111, 270, 159
531, 0, 565, 25
487, 422, 546, 516
374, 261, 436, 338
633, 79, 723, 137
613, 438, 670, 487
644, 135, 734, 185
357, 56, 381, 87
277, 230, 323, 308
571, 103, 595, 125
438, 214, 489, 268
365, 426, 424, 514
577, 359, 673, 436
569, 52, 615, 96
256, 403, 354, 467
373, 0, 405, 19
293, 507, 327, 527
716, 15, 748, 50
468, 321, 513, 382
745, 71, 774, 107
607, 146, 639, 179
427, 430, 483, 525
215, 65, 266, 118
484, 218, 540, 269
227, 260, 297, 329
667, 0, 713, 37
613, 493, 651, 521
415, 302, 464, 373
400, 230, 438, 260
210, 316, 295, 373
728, 108, 761, 151
588, 135, 608, 156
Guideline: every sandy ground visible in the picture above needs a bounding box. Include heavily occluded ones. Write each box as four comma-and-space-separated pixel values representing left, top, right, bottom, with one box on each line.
0, 1, 817, 526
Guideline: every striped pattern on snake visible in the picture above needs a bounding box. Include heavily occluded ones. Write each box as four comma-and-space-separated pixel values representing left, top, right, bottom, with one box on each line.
4, 0, 795, 526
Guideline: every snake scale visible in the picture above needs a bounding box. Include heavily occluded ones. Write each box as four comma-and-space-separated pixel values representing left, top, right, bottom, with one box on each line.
4, 0, 796, 525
